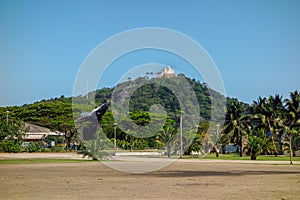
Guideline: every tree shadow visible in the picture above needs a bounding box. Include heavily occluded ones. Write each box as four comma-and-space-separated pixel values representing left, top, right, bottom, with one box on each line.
141, 170, 300, 178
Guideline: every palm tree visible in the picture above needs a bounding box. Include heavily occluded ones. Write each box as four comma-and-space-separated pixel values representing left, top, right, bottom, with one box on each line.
185, 133, 204, 156
157, 126, 178, 158
83, 130, 113, 160
245, 135, 261, 160
244, 128, 274, 160
252, 95, 284, 156
283, 91, 300, 164
223, 99, 251, 157
208, 124, 223, 157
285, 91, 300, 126
218, 133, 230, 154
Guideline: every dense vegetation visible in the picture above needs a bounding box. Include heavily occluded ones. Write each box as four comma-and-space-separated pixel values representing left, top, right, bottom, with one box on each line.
222, 92, 300, 163
0, 95, 74, 132
0, 74, 299, 163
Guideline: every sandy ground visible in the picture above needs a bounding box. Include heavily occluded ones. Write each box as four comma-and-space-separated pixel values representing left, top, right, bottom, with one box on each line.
0, 152, 91, 160
0, 154, 299, 200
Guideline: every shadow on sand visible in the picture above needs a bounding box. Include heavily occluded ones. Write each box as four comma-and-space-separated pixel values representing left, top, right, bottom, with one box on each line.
139, 169, 300, 178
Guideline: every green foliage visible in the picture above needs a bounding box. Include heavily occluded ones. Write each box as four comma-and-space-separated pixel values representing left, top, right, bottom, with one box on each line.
49, 146, 65, 152
0, 96, 74, 132
184, 121, 209, 155
0, 119, 27, 142
0, 140, 20, 153
25, 142, 43, 153
244, 129, 274, 160
157, 126, 178, 157
288, 130, 300, 152
223, 99, 252, 156
0, 75, 230, 153
252, 95, 285, 155
185, 133, 204, 155
122, 136, 148, 151
82, 130, 114, 160
95, 87, 112, 105
0, 118, 27, 153
6, 76, 300, 162
44, 135, 65, 146
129, 83, 180, 116
222, 92, 300, 161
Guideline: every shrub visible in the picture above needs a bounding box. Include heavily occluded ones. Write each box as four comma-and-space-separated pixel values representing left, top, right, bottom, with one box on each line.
26, 142, 42, 152
0, 140, 21, 153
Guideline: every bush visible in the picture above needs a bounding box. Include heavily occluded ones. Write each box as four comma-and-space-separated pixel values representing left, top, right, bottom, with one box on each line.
26, 142, 42, 152
50, 146, 65, 152
0, 140, 21, 153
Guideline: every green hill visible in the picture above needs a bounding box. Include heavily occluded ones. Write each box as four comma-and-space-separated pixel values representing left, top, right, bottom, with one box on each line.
0, 74, 238, 133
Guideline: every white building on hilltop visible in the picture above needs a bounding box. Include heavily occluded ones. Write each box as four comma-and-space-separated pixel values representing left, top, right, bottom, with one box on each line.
156, 66, 175, 78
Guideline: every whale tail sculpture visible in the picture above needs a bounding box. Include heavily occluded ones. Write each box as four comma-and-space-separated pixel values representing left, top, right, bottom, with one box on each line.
90, 100, 111, 121
77, 100, 110, 140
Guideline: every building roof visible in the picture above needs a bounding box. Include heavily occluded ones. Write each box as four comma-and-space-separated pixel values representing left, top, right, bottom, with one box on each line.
26, 123, 53, 133
23, 134, 46, 141
24, 123, 64, 141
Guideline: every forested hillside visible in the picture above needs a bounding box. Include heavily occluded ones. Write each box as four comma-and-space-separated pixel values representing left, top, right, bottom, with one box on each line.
0, 74, 241, 153
1, 74, 299, 162
0, 74, 234, 132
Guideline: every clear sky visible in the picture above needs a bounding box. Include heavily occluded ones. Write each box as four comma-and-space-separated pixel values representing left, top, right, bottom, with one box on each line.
1, 0, 300, 106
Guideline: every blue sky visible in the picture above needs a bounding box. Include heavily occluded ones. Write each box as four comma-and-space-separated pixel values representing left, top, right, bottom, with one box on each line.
1, 0, 300, 106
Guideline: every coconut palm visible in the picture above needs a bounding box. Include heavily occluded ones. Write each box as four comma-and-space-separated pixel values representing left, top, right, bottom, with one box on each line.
245, 135, 261, 160
244, 128, 274, 160
207, 124, 222, 157
283, 91, 300, 164
157, 126, 178, 158
223, 99, 252, 157
284, 91, 300, 127
82, 130, 113, 160
218, 133, 231, 154
252, 95, 284, 156
185, 133, 204, 155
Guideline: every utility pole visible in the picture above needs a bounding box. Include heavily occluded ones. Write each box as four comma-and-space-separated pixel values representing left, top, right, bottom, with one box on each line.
180, 112, 183, 158
114, 123, 117, 151
216, 124, 220, 157
86, 77, 89, 100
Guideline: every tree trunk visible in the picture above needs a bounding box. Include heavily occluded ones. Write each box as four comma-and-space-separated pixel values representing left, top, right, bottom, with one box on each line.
271, 135, 278, 157
289, 135, 293, 165
167, 145, 171, 158
269, 126, 278, 157
65, 133, 69, 152
215, 146, 219, 157
251, 154, 257, 160
239, 135, 243, 157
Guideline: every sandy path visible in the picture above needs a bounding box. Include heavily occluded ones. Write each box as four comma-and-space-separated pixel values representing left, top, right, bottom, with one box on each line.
0, 152, 89, 160
0, 161, 299, 200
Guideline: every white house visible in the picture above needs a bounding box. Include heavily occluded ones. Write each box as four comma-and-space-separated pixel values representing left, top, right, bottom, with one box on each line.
156, 66, 175, 78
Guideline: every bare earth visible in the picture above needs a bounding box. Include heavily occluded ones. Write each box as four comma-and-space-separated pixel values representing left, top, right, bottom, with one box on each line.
0, 155, 299, 200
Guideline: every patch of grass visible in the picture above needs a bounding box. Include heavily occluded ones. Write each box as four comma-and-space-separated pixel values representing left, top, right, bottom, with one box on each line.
256, 155, 300, 161
184, 153, 300, 161
202, 154, 251, 160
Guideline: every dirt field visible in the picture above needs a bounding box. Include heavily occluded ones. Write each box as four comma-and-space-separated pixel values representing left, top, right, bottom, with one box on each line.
0, 160, 299, 200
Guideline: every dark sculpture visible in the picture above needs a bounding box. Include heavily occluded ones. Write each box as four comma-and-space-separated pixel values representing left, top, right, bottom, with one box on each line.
87, 100, 110, 121
78, 100, 110, 140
